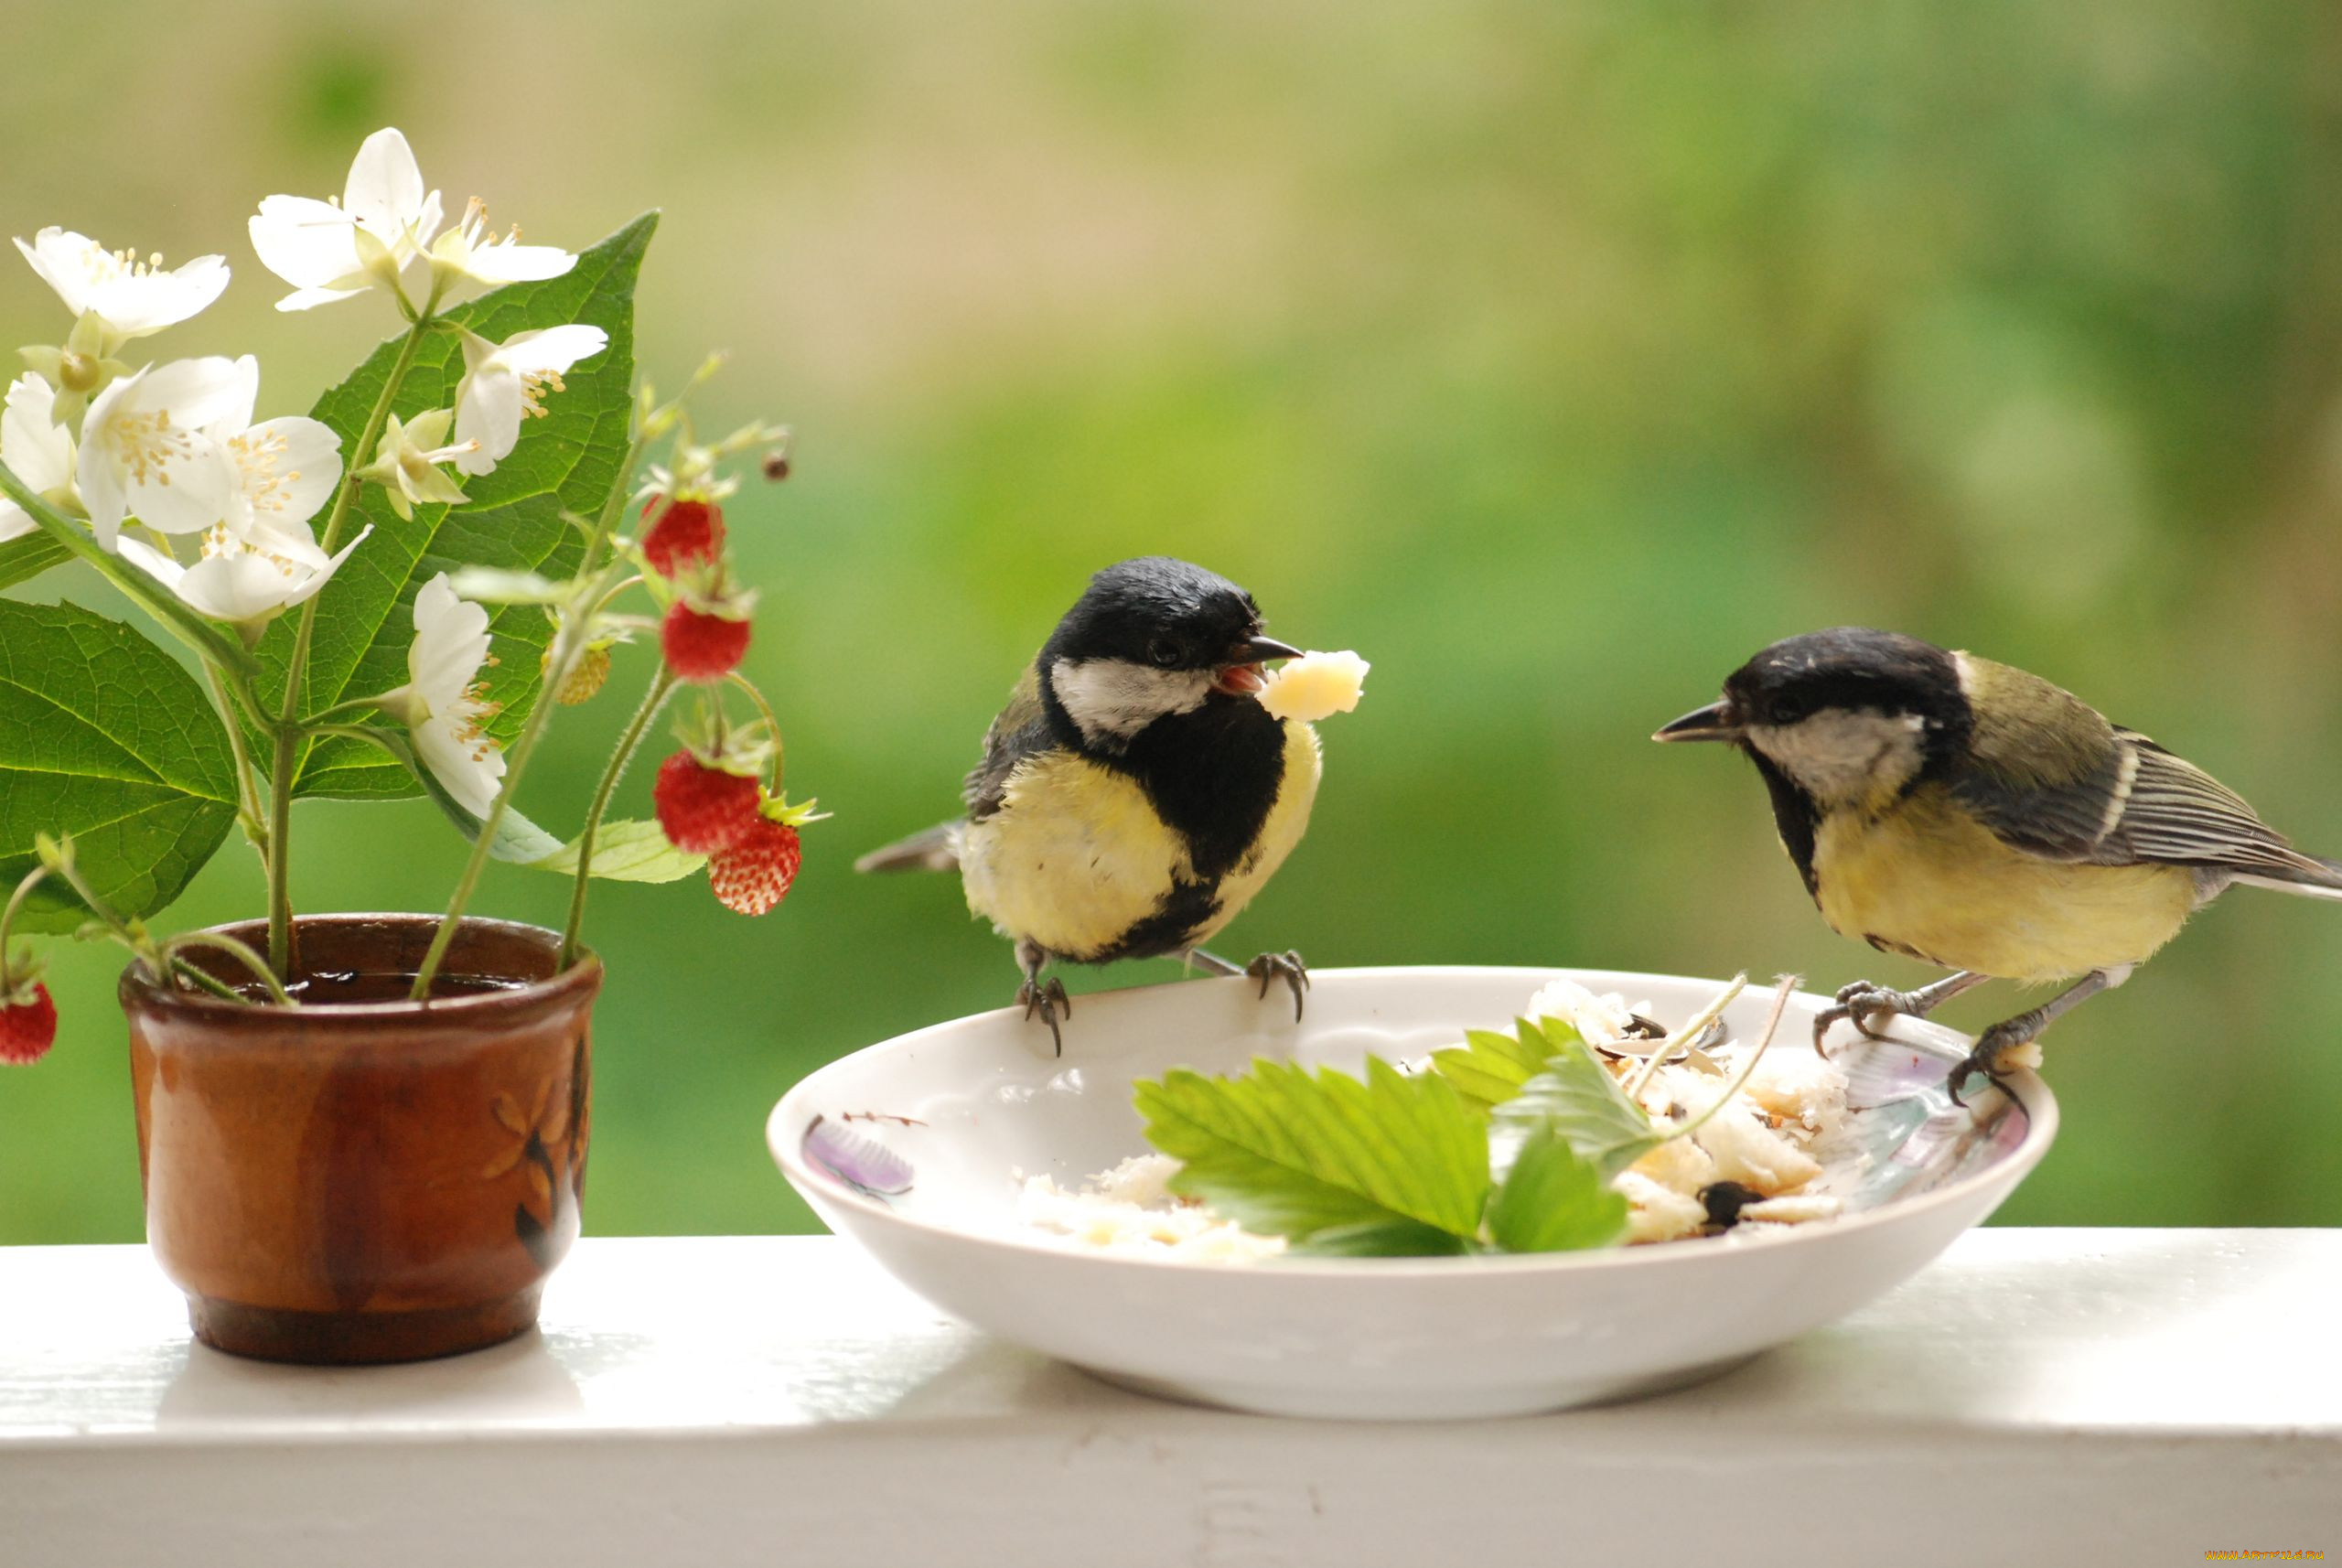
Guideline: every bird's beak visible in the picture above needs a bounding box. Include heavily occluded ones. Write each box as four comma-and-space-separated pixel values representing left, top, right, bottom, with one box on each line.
1213, 636, 1302, 695
1653, 700, 1743, 744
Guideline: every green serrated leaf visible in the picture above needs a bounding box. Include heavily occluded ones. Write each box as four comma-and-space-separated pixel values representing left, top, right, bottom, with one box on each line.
1429, 1023, 1568, 1111
525, 818, 705, 883
1484, 1122, 1629, 1253
0, 600, 236, 931
257, 213, 657, 800
1135, 1056, 1488, 1254
0, 532, 69, 592
1490, 1017, 1662, 1181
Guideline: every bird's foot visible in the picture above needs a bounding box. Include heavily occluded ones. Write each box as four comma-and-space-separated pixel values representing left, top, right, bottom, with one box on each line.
1812, 980, 1928, 1058
1015, 975, 1071, 1057
1947, 1022, 2043, 1108
1245, 950, 1309, 1022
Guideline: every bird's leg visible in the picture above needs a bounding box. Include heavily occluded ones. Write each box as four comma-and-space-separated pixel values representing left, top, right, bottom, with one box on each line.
1812, 971, 1990, 1057
1186, 947, 1309, 1020
1949, 964, 2131, 1106
1012, 937, 1071, 1057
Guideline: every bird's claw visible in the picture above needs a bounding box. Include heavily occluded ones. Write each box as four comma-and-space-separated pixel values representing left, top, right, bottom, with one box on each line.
1015, 975, 1071, 1056
1245, 950, 1309, 1022
1946, 1023, 2035, 1108
1811, 979, 1920, 1058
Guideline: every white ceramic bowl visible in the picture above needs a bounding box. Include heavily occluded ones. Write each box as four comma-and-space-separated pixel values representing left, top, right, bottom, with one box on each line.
768, 966, 2055, 1420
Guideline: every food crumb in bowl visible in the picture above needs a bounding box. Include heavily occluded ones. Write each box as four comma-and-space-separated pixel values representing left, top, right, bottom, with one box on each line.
1018, 1155, 1286, 1262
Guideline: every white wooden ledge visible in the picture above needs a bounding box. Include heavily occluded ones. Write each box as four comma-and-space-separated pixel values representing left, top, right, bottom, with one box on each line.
2, 1231, 2336, 1566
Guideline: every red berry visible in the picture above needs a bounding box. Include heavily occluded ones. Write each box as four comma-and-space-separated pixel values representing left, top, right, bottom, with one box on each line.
709, 819, 801, 916
639, 497, 725, 578
0, 983, 58, 1066
661, 602, 751, 682
652, 752, 762, 854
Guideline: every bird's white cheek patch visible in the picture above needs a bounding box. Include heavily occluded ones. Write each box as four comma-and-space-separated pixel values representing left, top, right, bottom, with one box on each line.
1049, 657, 1214, 748
1749, 709, 1927, 806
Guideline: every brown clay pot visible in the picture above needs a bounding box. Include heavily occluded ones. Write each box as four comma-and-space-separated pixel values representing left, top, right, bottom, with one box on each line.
123, 914, 601, 1365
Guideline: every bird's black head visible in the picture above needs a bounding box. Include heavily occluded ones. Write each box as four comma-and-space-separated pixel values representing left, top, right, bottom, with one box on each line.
1039, 557, 1299, 753
1657, 628, 1971, 808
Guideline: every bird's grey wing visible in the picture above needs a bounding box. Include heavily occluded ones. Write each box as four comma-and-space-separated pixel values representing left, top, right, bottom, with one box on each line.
1954, 726, 2337, 883
963, 663, 1055, 822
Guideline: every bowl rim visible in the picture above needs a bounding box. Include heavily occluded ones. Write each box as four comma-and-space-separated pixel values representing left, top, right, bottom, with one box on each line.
770, 963, 2059, 1279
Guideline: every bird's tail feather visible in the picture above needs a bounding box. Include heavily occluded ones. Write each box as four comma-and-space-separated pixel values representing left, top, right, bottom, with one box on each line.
854, 822, 962, 875
2233, 854, 2342, 901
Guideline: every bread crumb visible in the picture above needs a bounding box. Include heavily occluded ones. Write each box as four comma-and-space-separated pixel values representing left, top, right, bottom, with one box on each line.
1257, 650, 1370, 722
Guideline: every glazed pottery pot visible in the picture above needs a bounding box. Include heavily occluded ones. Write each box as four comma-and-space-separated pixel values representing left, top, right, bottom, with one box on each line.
123, 915, 601, 1365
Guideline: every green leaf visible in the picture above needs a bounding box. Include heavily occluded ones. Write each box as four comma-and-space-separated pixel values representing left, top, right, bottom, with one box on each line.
1428, 1023, 1567, 1112
1489, 1017, 1663, 1181
0, 532, 69, 592
1484, 1122, 1629, 1253
526, 819, 706, 884
0, 600, 236, 932
258, 213, 657, 800
1135, 1056, 1489, 1256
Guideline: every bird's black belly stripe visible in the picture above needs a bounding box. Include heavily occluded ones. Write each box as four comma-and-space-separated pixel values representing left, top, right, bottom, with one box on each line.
1090, 876, 1224, 963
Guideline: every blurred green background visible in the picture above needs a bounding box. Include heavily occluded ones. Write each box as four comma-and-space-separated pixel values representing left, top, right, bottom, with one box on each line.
5, 0, 2340, 1241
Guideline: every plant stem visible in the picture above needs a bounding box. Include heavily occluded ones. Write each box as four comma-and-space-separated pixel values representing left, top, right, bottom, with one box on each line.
410, 416, 656, 1000
207, 663, 270, 875
163, 932, 295, 1006
167, 958, 250, 1004
0, 866, 48, 980
724, 670, 786, 787
0, 460, 260, 680
561, 667, 675, 967
266, 314, 433, 977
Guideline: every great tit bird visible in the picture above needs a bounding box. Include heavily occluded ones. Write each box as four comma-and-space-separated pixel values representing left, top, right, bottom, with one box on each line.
1657, 628, 2342, 1096
856, 557, 1321, 1050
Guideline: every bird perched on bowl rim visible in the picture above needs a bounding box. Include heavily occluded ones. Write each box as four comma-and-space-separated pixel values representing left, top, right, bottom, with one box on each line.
856, 557, 1322, 1051
1656, 627, 2342, 1097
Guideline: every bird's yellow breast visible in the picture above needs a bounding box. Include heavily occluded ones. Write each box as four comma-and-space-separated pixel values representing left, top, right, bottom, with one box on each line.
958, 722, 1320, 962
1811, 785, 2197, 983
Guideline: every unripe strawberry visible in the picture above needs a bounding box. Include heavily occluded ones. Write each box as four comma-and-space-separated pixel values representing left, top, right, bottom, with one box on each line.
551, 641, 612, 705
640, 497, 725, 578
661, 602, 751, 683
0, 983, 58, 1066
651, 751, 762, 854
710, 818, 801, 916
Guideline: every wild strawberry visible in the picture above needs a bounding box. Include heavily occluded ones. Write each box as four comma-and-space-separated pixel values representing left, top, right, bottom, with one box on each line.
549, 641, 613, 705
661, 602, 751, 682
652, 751, 762, 854
639, 496, 725, 578
710, 818, 801, 916
0, 983, 58, 1066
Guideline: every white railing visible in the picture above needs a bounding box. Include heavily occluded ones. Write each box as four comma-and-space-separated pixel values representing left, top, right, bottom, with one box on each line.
2, 1230, 2335, 1566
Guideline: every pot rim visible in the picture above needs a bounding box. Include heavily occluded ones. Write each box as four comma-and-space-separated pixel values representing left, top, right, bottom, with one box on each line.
120, 912, 603, 1028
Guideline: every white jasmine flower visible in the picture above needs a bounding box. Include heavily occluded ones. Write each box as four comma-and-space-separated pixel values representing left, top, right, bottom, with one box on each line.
428, 197, 576, 293
355, 408, 475, 520
451, 325, 607, 476
195, 356, 344, 549
248, 128, 444, 311
390, 574, 506, 817
13, 228, 230, 342
116, 522, 369, 642
0, 373, 79, 542
75, 357, 247, 549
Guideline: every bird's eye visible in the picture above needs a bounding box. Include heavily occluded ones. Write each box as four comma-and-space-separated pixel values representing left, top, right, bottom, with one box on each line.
1148, 639, 1182, 668
1773, 699, 1811, 725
